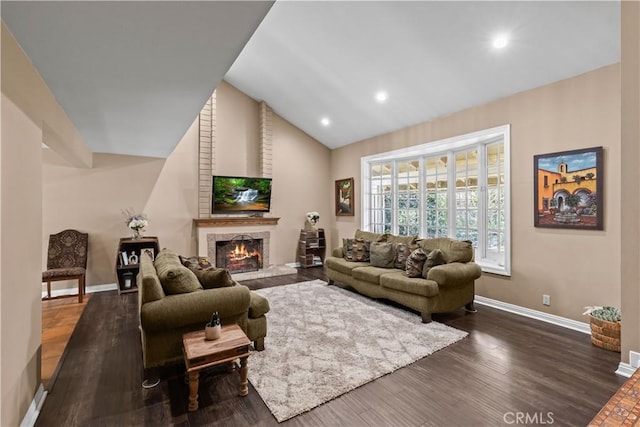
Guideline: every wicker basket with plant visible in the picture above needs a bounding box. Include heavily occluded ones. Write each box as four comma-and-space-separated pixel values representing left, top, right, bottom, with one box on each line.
583, 306, 621, 352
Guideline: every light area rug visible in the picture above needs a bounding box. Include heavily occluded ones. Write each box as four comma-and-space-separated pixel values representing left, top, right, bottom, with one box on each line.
248, 279, 468, 422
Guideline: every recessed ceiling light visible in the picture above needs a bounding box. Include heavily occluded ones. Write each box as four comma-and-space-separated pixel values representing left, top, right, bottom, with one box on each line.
492, 34, 509, 49
375, 91, 388, 103
321, 117, 330, 127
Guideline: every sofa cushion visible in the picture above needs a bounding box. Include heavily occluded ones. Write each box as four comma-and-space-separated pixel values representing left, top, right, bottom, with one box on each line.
369, 242, 395, 268
192, 268, 235, 289
343, 238, 371, 262
380, 271, 439, 297
352, 266, 395, 285
155, 257, 203, 295
139, 255, 165, 303
180, 255, 214, 271
355, 229, 388, 242
422, 248, 446, 278
325, 256, 370, 275
417, 238, 474, 263
387, 234, 418, 246
394, 243, 415, 269
154, 248, 182, 266
406, 248, 428, 278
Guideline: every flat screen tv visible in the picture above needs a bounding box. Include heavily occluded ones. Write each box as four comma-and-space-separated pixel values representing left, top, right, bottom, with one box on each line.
211, 175, 272, 214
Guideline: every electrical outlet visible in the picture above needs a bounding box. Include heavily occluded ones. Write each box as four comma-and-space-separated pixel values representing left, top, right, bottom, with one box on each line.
542, 294, 551, 306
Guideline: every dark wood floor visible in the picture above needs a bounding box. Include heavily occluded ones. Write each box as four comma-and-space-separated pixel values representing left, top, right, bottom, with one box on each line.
36, 268, 624, 426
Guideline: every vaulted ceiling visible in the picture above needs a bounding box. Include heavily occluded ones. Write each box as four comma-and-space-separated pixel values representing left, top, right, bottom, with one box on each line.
1, 1, 620, 158
1, 1, 274, 158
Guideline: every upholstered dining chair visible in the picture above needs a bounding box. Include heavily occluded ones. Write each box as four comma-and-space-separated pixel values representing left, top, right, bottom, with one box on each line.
42, 229, 88, 303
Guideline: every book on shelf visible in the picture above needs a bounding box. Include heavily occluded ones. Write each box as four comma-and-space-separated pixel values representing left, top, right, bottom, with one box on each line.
121, 251, 128, 266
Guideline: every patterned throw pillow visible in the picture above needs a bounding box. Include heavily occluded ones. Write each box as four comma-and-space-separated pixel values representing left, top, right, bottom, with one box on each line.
406, 248, 428, 278
394, 243, 415, 270
180, 255, 214, 271
422, 249, 446, 278
370, 242, 395, 268
343, 238, 371, 262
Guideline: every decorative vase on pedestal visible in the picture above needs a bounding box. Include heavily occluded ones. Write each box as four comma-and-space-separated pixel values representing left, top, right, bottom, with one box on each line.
131, 228, 143, 240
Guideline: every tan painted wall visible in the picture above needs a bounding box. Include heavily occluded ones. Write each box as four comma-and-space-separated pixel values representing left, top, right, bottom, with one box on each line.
1, 94, 43, 427
271, 113, 333, 261
43, 83, 332, 285
330, 65, 621, 323
42, 119, 200, 286
215, 81, 260, 176
1, 22, 89, 426
620, 1, 640, 364
196, 81, 333, 262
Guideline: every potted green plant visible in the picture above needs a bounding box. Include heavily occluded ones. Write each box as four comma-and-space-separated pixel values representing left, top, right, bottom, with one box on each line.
583, 306, 621, 352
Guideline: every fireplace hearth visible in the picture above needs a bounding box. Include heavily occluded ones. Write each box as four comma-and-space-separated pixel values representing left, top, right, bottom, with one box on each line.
216, 235, 263, 274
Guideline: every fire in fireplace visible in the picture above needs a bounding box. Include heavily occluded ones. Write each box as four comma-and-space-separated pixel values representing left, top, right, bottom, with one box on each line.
215, 235, 263, 273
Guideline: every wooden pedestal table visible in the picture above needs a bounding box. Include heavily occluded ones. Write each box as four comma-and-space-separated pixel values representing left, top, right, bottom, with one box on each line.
182, 324, 251, 411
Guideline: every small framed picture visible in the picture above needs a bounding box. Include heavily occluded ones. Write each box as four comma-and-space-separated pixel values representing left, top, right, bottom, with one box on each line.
335, 177, 354, 216
141, 247, 155, 261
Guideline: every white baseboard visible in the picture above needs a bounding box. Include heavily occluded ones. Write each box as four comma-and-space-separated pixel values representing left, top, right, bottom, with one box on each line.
474, 295, 591, 334
475, 296, 633, 377
42, 282, 117, 299
616, 362, 636, 378
20, 384, 47, 427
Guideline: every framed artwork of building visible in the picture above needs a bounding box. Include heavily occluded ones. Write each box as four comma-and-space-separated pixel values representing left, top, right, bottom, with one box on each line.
533, 146, 603, 230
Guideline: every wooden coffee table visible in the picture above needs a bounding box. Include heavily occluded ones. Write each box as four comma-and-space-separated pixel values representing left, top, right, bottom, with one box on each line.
182, 324, 251, 411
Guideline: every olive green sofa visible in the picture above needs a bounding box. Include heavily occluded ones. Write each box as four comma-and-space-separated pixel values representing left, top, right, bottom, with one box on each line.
326, 230, 481, 323
137, 249, 269, 369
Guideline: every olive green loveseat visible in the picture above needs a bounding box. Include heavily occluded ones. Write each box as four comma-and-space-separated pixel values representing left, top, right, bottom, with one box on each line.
326, 230, 481, 323
137, 249, 269, 369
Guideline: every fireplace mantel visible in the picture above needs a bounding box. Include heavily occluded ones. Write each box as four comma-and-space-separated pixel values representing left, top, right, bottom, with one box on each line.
194, 217, 280, 227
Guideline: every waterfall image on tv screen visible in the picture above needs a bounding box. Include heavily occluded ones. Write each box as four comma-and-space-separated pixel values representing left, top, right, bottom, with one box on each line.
212, 176, 272, 213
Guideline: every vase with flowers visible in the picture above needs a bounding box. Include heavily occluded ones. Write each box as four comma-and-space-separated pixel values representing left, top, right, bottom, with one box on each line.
305, 211, 320, 231
122, 208, 149, 240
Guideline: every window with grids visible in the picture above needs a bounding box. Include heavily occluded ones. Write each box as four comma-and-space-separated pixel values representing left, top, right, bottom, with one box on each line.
424, 155, 449, 238
369, 163, 392, 234
361, 125, 510, 276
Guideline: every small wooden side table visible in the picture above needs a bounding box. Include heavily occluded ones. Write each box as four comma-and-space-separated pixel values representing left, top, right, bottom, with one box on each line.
182, 324, 251, 411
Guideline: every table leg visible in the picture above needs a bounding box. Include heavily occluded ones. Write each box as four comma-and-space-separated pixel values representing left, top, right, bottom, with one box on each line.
239, 356, 249, 397
188, 371, 199, 411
